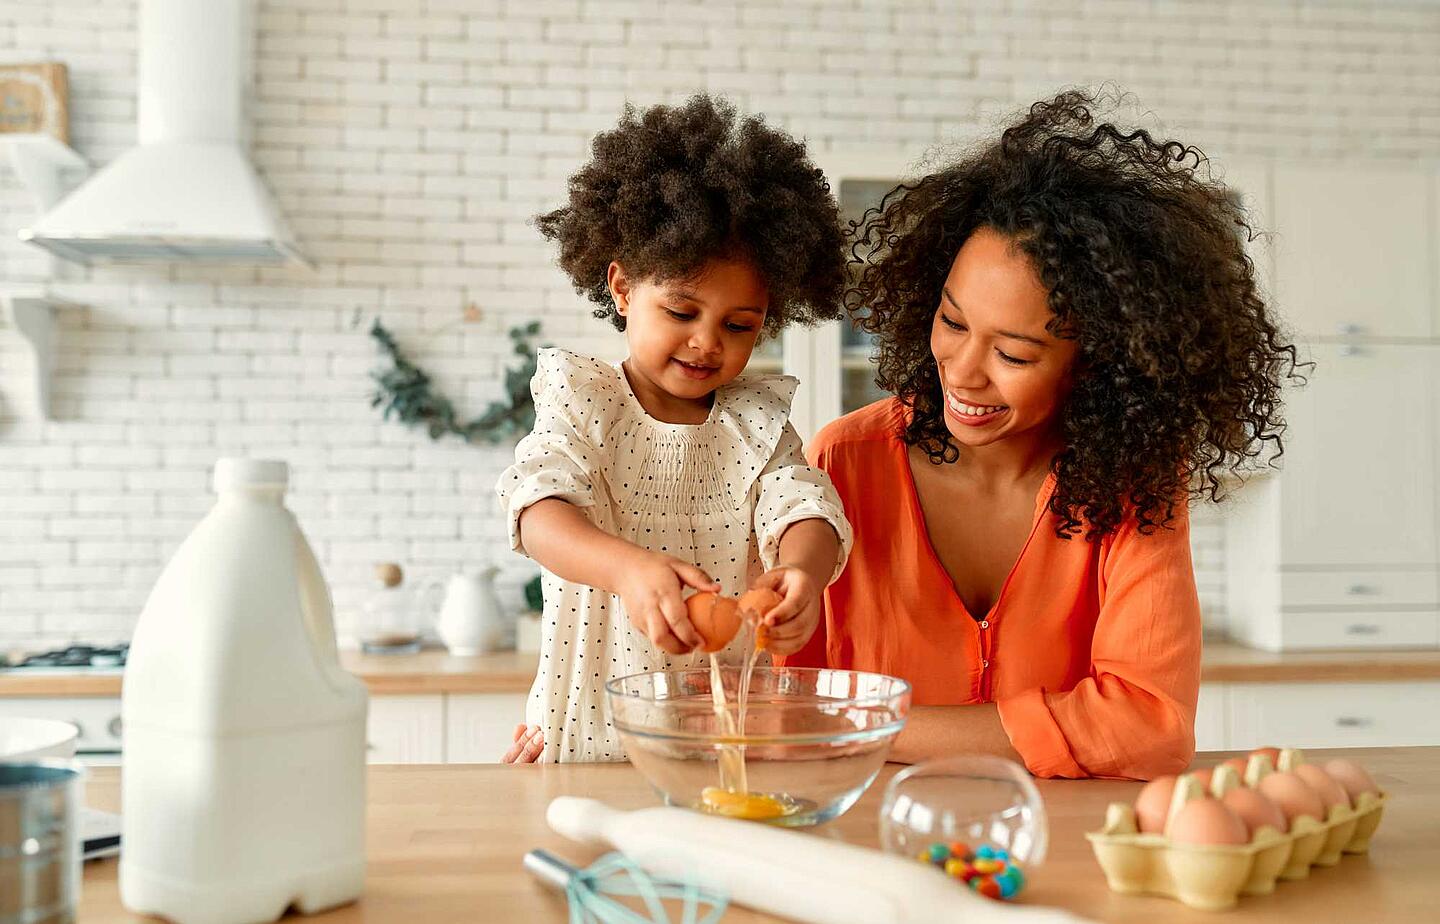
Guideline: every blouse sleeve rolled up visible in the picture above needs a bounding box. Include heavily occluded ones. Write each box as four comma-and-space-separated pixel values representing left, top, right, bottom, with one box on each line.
996, 507, 1203, 781
494, 356, 602, 558
753, 422, 854, 583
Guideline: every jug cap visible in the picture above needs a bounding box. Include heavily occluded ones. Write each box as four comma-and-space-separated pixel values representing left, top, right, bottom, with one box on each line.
213, 458, 289, 493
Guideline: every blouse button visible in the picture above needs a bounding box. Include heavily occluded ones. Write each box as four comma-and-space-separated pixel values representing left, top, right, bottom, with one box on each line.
979, 620, 989, 629
982, 659, 990, 669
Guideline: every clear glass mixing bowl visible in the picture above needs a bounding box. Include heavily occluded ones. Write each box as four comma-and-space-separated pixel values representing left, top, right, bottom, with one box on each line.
607, 666, 911, 827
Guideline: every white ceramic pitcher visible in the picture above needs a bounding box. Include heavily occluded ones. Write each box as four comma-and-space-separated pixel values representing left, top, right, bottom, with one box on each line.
435, 566, 504, 656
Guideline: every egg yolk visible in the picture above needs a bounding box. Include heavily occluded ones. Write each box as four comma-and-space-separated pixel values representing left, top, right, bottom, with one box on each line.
700, 787, 793, 821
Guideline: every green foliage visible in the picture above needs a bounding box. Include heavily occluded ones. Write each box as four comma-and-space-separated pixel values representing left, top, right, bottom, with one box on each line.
369, 319, 542, 445
523, 573, 544, 613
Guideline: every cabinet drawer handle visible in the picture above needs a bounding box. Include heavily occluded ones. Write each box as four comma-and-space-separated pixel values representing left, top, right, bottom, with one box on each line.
1336, 323, 1363, 336
1345, 624, 1381, 635
1335, 716, 1373, 728
1345, 584, 1377, 596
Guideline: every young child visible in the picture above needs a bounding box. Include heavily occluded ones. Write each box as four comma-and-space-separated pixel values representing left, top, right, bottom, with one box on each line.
497, 95, 853, 763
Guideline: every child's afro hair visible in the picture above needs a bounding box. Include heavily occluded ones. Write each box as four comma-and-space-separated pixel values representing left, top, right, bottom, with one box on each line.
536, 94, 846, 334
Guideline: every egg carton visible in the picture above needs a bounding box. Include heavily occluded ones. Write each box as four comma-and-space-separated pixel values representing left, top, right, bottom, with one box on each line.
1086, 749, 1386, 911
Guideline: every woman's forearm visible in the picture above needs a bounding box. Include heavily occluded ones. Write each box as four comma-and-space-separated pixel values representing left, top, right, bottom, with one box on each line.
889, 704, 1024, 765
516, 498, 649, 597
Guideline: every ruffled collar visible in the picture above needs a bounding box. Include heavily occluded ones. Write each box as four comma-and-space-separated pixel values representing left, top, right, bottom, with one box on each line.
539, 348, 797, 470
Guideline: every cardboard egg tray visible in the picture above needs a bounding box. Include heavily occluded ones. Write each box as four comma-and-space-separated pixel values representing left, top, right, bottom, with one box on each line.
1086, 749, 1386, 911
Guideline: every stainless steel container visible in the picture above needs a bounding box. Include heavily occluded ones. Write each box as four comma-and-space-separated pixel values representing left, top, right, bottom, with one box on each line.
0, 761, 81, 924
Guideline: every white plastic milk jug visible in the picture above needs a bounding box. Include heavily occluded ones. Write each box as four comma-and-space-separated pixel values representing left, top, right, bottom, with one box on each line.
120, 459, 368, 924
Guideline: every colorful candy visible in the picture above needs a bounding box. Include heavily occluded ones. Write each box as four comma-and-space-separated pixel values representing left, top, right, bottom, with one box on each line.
912, 841, 1026, 900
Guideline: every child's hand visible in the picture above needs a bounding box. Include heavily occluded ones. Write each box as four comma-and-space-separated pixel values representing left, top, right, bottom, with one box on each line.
502, 723, 544, 763
747, 566, 821, 655
616, 552, 720, 655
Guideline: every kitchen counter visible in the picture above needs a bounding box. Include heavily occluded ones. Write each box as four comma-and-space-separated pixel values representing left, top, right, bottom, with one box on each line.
0, 649, 539, 697
78, 746, 1439, 923
5, 642, 1440, 698
1197, 640, 1440, 683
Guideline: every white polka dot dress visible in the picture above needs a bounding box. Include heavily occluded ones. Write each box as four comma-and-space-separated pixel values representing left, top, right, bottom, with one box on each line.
497, 348, 853, 762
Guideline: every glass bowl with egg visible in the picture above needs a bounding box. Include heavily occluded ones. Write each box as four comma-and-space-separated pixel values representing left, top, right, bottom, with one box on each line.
606, 666, 911, 827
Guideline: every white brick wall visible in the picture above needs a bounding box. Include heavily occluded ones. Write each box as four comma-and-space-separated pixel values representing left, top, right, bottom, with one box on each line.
2, 0, 1439, 649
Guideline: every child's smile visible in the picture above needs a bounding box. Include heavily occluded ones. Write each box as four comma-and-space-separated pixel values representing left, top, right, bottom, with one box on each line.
672, 357, 722, 380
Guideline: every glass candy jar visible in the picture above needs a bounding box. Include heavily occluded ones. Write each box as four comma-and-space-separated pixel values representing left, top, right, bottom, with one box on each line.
880, 756, 1048, 889
357, 562, 425, 655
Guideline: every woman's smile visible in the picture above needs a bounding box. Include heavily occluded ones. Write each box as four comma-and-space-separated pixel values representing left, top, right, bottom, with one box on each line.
944, 390, 1009, 426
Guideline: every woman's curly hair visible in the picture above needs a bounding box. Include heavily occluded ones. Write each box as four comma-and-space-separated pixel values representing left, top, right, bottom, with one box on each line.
536, 94, 845, 335
849, 89, 1301, 540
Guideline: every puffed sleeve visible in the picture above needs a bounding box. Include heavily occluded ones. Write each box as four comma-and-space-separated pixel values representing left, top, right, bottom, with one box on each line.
996, 506, 1202, 780
753, 422, 854, 583
495, 350, 603, 557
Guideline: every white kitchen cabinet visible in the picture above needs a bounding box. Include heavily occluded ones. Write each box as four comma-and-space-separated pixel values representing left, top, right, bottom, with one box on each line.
1278, 570, 1438, 609
1228, 682, 1440, 750
444, 692, 528, 763
1194, 683, 1228, 753
366, 694, 445, 764
1279, 343, 1437, 567
1225, 342, 1440, 650
1272, 164, 1434, 339
1434, 165, 1440, 335
1272, 611, 1439, 650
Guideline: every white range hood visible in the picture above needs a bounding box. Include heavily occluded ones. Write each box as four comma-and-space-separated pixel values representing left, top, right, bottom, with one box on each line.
19, 0, 305, 266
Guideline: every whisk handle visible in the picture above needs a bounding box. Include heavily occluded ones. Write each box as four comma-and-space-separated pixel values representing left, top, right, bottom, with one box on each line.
523, 849, 579, 892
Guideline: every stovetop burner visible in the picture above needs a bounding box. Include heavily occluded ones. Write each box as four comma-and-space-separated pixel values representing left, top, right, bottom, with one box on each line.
4, 643, 129, 670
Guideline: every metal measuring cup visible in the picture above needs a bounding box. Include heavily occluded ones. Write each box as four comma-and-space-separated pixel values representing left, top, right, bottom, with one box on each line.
0, 761, 82, 924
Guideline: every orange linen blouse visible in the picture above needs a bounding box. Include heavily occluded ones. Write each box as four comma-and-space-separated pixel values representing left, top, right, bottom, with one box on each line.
778, 399, 1202, 780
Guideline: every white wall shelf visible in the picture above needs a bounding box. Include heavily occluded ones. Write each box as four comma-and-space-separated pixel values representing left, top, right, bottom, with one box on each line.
1, 133, 87, 213
0, 136, 87, 422
2, 294, 71, 421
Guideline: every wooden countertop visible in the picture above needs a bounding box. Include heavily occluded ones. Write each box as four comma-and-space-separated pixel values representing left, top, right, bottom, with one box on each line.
0, 650, 539, 697
1197, 641, 1440, 684
78, 746, 1440, 923
4, 642, 1440, 698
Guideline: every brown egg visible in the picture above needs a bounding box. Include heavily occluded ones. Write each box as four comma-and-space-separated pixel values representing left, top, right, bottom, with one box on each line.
1295, 764, 1350, 812
1134, 775, 1178, 833
686, 592, 741, 653
1167, 797, 1249, 846
734, 588, 783, 651
1249, 746, 1282, 766
1189, 767, 1215, 792
738, 587, 783, 622
1222, 786, 1289, 836
1221, 757, 1249, 776
1324, 759, 1379, 802
1257, 771, 1325, 824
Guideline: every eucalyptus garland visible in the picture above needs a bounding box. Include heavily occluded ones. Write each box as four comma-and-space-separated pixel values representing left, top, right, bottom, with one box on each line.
369, 319, 543, 444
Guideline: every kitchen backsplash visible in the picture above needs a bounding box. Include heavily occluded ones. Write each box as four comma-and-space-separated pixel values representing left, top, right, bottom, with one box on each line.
2, 0, 1437, 649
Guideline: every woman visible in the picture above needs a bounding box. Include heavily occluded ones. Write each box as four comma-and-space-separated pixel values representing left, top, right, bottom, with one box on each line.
779, 91, 1299, 780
